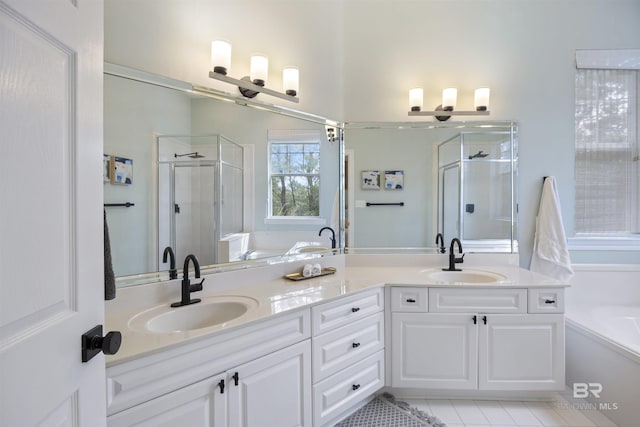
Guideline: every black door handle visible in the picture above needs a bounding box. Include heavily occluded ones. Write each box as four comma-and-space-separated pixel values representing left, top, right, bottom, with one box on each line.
352, 384, 360, 391
218, 379, 225, 394
352, 342, 361, 348
406, 298, 416, 303
545, 299, 556, 304
232, 372, 239, 386
482, 316, 487, 325
472, 315, 477, 324
81, 325, 122, 362
351, 307, 360, 313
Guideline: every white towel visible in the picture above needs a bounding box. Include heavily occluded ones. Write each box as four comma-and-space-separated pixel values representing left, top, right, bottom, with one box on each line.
530, 177, 574, 281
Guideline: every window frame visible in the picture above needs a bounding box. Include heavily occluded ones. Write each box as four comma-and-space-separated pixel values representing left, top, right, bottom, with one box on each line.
265, 130, 325, 225
569, 49, 640, 251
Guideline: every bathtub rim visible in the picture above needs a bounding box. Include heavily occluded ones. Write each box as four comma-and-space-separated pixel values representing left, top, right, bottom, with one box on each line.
566, 316, 640, 364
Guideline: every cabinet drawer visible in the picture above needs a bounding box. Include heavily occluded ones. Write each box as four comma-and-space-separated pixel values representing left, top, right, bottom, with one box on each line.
312, 288, 384, 336
312, 312, 384, 382
391, 287, 428, 312
313, 350, 384, 426
528, 288, 565, 313
429, 288, 527, 313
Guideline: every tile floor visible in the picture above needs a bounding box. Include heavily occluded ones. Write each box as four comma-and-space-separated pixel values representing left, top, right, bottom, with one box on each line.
402, 390, 618, 427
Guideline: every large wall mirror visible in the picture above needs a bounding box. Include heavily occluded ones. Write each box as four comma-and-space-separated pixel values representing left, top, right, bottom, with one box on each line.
343, 121, 518, 253
104, 64, 343, 286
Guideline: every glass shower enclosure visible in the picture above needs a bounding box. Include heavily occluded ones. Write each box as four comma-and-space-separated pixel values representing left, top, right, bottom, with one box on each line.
157, 134, 244, 267
437, 129, 518, 252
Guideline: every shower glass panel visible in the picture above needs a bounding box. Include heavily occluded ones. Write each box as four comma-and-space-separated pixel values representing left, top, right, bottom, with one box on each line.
438, 130, 517, 252
157, 134, 244, 268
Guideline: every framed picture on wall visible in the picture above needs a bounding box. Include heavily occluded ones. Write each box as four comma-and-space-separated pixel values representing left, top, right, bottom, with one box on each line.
111, 156, 133, 185
384, 170, 404, 190
361, 170, 380, 190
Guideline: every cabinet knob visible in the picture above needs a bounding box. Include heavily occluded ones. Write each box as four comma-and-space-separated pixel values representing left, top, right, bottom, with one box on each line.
472, 315, 477, 324
352, 342, 361, 348
352, 384, 361, 391
545, 299, 556, 304
351, 307, 360, 313
232, 372, 239, 386
81, 325, 122, 363
218, 379, 225, 394
482, 315, 487, 325
406, 298, 416, 303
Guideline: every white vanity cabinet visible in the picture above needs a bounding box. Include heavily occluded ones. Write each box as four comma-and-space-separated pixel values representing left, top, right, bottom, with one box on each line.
390, 286, 565, 392
106, 309, 311, 426
311, 287, 385, 426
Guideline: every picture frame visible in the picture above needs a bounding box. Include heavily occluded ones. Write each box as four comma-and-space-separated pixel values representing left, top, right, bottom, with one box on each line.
384, 170, 404, 190
111, 156, 133, 185
103, 154, 111, 182
361, 170, 380, 190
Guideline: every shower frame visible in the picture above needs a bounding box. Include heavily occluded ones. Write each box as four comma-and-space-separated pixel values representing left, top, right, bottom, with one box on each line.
437, 129, 518, 252
157, 134, 244, 267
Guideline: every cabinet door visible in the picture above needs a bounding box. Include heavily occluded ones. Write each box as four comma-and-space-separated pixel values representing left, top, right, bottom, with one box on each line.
228, 340, 312, 427
107, 373, 227, 427
391, 313, 478, 389
479, 314, 565, 391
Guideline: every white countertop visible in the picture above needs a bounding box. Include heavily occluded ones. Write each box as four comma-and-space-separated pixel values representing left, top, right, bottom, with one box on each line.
106, 255, 567, 366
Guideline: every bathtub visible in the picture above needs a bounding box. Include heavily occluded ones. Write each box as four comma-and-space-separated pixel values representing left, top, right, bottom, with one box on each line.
565, 265, 640, 427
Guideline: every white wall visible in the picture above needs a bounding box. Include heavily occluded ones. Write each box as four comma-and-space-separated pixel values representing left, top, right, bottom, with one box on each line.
104, 0, 344, 118
105, 0, 640, 267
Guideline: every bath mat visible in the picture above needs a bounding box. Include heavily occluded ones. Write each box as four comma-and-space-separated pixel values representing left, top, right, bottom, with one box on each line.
334, 393, 446, 427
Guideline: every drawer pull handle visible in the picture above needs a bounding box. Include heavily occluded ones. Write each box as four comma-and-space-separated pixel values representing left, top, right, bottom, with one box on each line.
352, 384, 361, 391
545, 299, 556, 304
352, 342, 361, 348
406, 298, 416, 303
218, 379, 225, 394
351, 307, 360, 313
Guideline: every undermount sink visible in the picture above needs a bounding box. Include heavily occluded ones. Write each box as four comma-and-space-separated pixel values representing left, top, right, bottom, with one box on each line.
426, 269, 507, 284
129, 295, 259, 334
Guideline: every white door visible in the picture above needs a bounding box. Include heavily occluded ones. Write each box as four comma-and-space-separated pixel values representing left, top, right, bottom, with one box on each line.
0, 0, 105, 425
107, 373, 227, 427
479, 314, 565, 391
228, 340, 312, 427
391, 313, 478, 389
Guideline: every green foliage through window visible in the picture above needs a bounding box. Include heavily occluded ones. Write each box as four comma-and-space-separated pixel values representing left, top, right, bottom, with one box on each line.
270, 142, 320, 216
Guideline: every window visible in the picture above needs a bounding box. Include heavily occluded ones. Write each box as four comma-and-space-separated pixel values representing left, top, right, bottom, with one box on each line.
268, 130, 321, 219
574, 65, 639, 237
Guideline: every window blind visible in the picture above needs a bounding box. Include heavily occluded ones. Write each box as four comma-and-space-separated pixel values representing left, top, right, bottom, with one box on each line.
574, 69, 639, 234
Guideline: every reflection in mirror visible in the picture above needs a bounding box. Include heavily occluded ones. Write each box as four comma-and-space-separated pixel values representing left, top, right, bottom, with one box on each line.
437, 129, 518, 252
343, 121, 517, 253
104, 64, 342, 286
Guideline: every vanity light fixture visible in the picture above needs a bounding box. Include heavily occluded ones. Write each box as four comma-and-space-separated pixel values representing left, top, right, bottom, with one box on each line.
408, 87, 490, 120
209, 40, 299, 103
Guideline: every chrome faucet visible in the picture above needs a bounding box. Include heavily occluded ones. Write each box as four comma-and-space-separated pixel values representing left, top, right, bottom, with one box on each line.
319, 226, 336, 249
435, 233, 446, 254
171, 254, 204, 307
162, 246, 178, 279
443, 238, 465, 271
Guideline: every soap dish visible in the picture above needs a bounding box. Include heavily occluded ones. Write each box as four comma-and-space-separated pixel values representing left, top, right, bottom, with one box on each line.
284, 267, 337, 281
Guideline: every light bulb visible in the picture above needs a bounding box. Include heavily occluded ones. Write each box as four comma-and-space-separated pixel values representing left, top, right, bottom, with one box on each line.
211, 40, 231, 75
